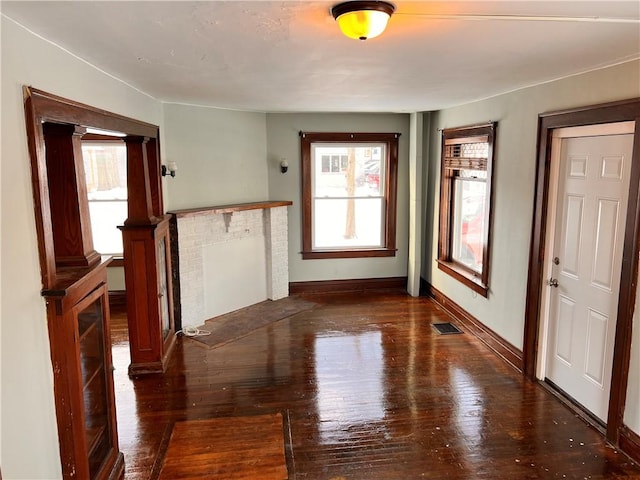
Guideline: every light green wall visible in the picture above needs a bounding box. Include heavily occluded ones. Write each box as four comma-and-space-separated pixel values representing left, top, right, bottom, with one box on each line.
422, 60, 640, 431
1, 15, 162, 479
162, 103, 268, 211
423, 60, 640, 351
3, 8, 640, 478
266, 113, 411, 282
106, 266, 126, 291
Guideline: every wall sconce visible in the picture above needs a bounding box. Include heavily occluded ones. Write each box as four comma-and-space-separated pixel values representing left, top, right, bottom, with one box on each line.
162, 161, 178, 178
280, 159, 289, 174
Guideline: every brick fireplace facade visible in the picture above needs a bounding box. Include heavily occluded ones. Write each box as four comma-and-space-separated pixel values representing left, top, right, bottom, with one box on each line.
170, 201, 292, 328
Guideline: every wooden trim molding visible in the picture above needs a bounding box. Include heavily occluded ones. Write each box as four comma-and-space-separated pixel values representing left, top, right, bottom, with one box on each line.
620, 426, 640, 466
523, 98, 640, 446
108, 290, 127, 308
299, 132, 399, 260
437, 123, 495, 298
301, 248, 397, 260
423, 280, 523, 373
169, 200, 292, 218
169, 215, 182, 333
289, 276, 407, 294
107, 257, 125, 268
23, 86, 160, 289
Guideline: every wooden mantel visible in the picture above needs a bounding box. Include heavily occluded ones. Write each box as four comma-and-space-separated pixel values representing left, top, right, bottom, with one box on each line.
168, 200, 293, 218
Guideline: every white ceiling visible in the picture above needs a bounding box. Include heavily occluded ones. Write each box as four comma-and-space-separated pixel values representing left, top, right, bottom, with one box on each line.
2, 1, 639, 112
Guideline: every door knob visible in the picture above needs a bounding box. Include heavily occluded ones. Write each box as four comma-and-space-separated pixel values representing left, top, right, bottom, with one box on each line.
547, 278, 559, 288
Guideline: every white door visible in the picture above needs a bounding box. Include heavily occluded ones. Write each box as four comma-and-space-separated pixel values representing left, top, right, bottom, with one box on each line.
545, 126, 634, 422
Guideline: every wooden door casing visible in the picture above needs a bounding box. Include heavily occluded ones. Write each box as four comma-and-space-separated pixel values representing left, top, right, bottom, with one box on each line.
524, 98, 640, 446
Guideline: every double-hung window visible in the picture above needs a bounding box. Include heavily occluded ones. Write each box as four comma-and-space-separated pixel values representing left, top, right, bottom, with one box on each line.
301, 132, 399, 259
437, 123, 496, 296
81, 140, 127, 256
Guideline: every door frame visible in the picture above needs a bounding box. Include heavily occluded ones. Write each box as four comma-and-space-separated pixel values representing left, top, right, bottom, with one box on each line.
524, 98, 640, 444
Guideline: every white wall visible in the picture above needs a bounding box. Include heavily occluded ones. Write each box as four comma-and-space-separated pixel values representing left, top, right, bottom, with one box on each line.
266, 113, 411, 283
162, 103, 268, 211
1, 15, 162, 479
423, 60, 640, 351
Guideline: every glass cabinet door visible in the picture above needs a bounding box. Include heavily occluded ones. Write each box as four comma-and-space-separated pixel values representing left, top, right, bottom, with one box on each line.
76, 289, 113, 477
158, 236, 172, 340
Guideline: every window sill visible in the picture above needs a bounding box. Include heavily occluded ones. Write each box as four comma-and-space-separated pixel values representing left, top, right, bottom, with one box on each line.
302, 248, 397, 260
107, 257, 124, 267
437, 259, 488, 297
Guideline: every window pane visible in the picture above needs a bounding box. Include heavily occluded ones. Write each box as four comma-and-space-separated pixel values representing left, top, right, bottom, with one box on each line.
82, 144, 127, 200
313, 144, 385, 198
451, 178, 486, 273
302, 133, 398, 259
88, 200, 127, 255
313, 198, 383, 249
82, 143, 127, 255
363, 154, 382, 195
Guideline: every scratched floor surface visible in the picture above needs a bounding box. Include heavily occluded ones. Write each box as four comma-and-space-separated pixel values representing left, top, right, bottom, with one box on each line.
110, 290, 640, 479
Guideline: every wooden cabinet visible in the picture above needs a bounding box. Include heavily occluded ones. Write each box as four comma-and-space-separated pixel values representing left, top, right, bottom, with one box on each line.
120, 216, 176, 375
24, 88, 170, 477
118, 134, 175, 375
43, 260, 123, 480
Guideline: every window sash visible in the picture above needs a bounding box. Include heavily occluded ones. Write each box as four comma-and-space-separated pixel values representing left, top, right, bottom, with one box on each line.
313, 197, 384, 250
82, 142, 127, 255
301, 132, 399, 259
451, 177, 487, 273
437, 123, 495, 297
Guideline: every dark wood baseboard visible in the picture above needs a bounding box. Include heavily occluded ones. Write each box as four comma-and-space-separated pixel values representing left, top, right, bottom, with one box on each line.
289, 277, 407, 294
620, 425, 640, 466
108, 290, 127, 308
422, 279, 523, 373
541, 378, 606, 435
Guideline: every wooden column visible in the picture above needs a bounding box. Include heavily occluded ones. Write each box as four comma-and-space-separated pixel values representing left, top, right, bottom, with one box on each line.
120, 136, 176, 375
124, 136, 155, 224
146, 136, 164, 217
43, 122, 100, 267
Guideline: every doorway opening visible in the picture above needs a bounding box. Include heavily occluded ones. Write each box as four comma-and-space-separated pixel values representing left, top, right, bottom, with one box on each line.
524, 99, 640, 448
538, 123, 634, 426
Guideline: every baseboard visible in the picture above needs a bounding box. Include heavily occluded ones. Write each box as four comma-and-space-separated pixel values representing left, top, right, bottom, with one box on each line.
620, 425, 640, 466
289, 276, 407, 294
423, 280, 523, 373
108, 290, 127, 308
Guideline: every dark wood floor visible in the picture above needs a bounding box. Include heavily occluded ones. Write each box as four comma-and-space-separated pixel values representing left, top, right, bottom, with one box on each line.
110, 290, 640, 479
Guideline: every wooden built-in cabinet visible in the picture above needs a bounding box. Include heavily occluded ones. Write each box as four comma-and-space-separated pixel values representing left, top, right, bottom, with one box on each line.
43, 260, 123, 479
119, 134, 176, 375
23, 87, 173, 478
120, 216, 176, 375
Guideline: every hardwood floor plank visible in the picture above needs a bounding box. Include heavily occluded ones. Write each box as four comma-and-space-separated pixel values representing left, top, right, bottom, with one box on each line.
110, 291, 640, 479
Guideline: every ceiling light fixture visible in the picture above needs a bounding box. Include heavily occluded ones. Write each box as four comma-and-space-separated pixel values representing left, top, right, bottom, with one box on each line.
331, 1, 396, 41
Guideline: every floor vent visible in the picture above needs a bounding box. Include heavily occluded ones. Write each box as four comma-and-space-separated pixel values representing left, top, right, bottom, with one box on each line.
432, 322, 463, 335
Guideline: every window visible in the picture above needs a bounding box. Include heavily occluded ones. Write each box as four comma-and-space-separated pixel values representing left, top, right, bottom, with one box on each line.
82, 141, 127, 256
301, 132, 399, 259
437, 123, 496, 296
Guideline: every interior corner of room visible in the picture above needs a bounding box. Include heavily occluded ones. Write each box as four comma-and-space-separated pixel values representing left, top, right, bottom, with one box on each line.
1, 2, 640, 479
